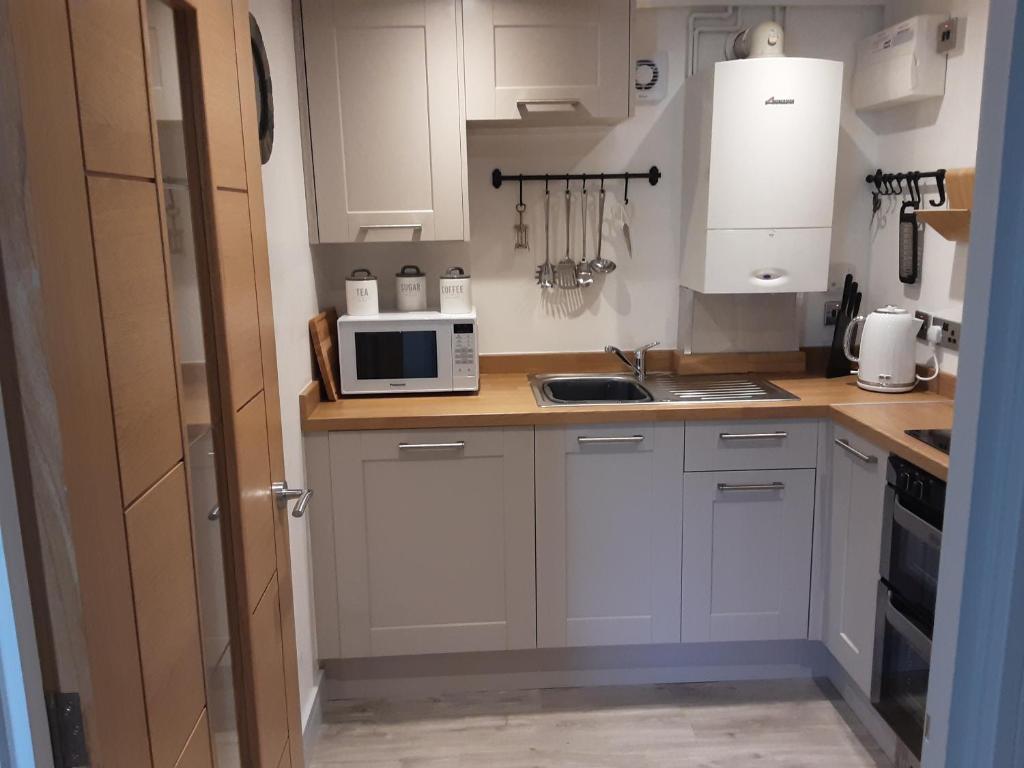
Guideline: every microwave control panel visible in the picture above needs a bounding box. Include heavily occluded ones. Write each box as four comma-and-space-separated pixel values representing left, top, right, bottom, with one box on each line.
452, 322, 479, 391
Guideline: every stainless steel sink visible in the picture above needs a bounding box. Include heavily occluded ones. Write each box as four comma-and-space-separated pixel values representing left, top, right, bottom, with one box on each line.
534, 375, 654, 405
530, 373, 798, 407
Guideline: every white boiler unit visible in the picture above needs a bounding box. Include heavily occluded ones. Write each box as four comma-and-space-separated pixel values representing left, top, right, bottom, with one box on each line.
681, 57, 843, 293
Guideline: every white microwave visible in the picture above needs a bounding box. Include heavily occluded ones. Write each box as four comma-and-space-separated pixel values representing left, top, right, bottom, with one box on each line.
337, 310, 479, 395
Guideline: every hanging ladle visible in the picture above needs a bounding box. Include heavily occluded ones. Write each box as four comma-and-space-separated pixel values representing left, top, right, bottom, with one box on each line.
513, 177, 529, 250
588, 178, 616, 274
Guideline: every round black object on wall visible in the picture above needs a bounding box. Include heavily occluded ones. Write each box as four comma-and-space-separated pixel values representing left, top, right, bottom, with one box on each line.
250, 13, 274, 164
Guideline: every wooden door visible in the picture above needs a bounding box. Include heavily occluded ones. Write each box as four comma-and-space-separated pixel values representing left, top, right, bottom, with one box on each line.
322, 428, 536, 658
0, 0, 303, 766
535, 423, 684, 648
463, 0, 631, 121
681, 469, 816, 643
302, 0, 468, 242
826, 427, 887, 694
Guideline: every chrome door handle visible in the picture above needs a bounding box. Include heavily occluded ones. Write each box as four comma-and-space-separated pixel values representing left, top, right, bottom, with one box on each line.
398, 441, 466, 451
834, 438, 878, 464
359, 223, 423, 230
272, 481, 313, 518
717, 482, 786, 492
719, 431, 788, 440
577, 435, 645, 445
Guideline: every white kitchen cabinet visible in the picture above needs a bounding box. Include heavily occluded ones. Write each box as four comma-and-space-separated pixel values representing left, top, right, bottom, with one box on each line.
308, 427, 535, 658
682, 469, 816, 642
535, 423, 685, 647
463, 0, 631, 122
301, 0, 469, 242
826, 426, 887, 694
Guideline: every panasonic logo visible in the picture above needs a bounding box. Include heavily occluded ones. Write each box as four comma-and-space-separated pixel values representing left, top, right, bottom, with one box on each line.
765, 96, 795, 105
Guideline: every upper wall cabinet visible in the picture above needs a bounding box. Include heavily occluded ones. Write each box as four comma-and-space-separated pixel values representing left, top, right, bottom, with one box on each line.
301, 0, 469, 242
463, 0, 632, 123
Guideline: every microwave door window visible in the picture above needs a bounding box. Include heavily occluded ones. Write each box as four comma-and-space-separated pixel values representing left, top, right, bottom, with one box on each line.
354, 331, 438, 380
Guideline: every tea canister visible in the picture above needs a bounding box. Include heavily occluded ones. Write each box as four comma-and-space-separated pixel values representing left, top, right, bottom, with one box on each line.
395, 265, 427, 311
439, 266, 472, 314
345, 268, 379, 315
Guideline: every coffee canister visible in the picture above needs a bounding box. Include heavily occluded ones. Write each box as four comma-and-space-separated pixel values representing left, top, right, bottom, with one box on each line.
345, 268, 379, 315
395, 264, 427, 311
439, 266, 472, 314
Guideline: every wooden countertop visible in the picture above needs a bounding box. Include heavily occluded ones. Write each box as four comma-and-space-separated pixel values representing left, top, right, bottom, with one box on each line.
301, 373, 953, 477
832, 401, 954, 479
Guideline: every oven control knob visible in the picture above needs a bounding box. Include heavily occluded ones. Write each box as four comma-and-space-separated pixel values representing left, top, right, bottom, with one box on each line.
912, 479, 926, 499
898, 471, 912, 491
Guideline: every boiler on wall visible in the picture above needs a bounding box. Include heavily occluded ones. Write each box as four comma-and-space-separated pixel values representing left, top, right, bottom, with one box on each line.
680, 22, 843, 294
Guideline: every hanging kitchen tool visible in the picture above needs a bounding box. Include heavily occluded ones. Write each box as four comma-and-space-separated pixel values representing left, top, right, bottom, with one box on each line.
576, 179, 594, 287
535, 180, 554, 288
621, 176, 634, 258
898, 173, 922, 284
513, 178, 529, 250
589, 182, 616, 274
556, 183, 578, 289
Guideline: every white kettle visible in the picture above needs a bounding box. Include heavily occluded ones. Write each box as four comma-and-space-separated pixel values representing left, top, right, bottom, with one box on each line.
844, 305, 938, 392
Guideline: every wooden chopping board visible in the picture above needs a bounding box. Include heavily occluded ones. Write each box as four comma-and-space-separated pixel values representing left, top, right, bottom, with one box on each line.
309, 309, 340, 401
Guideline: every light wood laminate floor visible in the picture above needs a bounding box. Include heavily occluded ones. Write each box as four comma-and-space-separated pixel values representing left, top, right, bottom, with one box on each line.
312, 679, 890, 767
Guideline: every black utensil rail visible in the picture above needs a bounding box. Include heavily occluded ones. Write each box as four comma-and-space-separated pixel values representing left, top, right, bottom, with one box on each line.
492, 166, 661, 204
866, 168, 947, 208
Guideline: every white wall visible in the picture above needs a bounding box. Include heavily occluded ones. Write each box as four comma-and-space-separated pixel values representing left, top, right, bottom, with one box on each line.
860, 0, 990, 373
250, 0, 323, 730
311, 6, 884, 357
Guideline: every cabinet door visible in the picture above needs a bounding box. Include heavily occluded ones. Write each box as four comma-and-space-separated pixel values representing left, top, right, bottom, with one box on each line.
463, 0, 630, 121
682, 469, 816, 642
303, 0, 468, 242
826, 427, 887, 694
329, 428, 535, 658
536, 423, 684, 647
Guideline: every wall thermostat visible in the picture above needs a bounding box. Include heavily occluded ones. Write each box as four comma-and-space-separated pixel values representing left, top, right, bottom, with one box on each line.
634, 52, 668, 104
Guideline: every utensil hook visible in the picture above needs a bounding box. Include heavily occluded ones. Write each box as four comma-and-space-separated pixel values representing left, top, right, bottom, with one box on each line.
623, 176, 630, 204
516, 178, 525, 211
931, 169, 947, 207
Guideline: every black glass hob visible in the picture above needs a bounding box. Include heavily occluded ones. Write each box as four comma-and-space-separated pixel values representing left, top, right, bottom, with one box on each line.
905, 428, 952, 455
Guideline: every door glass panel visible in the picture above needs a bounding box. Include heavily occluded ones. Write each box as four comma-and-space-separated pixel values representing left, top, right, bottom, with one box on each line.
145, 3, 241, 766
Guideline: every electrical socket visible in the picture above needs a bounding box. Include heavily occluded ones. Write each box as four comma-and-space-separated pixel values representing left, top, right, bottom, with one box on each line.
824, 301, 841, 326
931, 316, 961, 350
915, 311, 932, 340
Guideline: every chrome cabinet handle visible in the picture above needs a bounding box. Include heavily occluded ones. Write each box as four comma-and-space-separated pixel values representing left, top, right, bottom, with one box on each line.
719, 431, 788, 441
398, 441, 466, 451
517, 98, 579, 108
717, 482, 786, 492
577, 435, 645, 445
272, 481, 314, 518
834, 438, 878, 464
359, 223, 423, 230
208, 506, 220, 522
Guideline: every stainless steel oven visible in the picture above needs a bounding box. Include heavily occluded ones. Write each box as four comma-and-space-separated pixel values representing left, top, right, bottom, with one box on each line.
873, 455, 945, 764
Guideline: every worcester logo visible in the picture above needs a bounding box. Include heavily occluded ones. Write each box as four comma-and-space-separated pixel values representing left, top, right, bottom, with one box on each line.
765, 96, 795, 105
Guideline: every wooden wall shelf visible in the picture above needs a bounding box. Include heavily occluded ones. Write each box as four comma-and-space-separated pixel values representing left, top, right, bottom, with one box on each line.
919, 167, 974, 243
917, 209, 972, 242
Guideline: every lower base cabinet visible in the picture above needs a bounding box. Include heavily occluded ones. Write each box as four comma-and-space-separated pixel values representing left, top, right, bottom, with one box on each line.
314, 427, 536, 658
536, 423, 685, 647
681, 469, 816, 642
825, 426, 887, 694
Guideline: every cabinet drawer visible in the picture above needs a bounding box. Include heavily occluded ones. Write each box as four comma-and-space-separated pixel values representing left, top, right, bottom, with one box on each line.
563, 423, 655, 454
359, 428, 506, 460
684, 420, 818, 471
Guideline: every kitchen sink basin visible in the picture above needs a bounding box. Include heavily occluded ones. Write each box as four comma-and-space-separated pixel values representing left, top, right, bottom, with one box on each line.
530, 373, 799, 407
537, 375, 654, 405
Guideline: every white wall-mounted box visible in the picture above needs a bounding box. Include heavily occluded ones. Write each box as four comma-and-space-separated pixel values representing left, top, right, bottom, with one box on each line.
852, 14, 948, 112
681, 57, 843, 294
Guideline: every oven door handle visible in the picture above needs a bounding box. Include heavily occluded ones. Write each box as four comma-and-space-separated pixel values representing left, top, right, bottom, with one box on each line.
892, 496, 943, 549
885, 591, 933, 659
